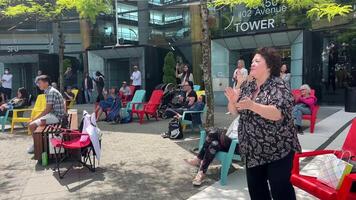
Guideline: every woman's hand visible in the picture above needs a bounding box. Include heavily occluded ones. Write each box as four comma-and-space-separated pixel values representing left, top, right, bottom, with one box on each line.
236, 97, 255, 111
224, 87, 240, 103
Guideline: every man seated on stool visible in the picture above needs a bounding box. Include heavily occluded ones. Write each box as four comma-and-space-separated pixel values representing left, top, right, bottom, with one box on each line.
27, 75, 66, 154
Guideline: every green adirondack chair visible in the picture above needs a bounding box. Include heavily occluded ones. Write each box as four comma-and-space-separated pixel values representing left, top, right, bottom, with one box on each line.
0, 109, 11, 133
123, 89, 146, 115
181, 105, 207, 133
199, 129, 241, 186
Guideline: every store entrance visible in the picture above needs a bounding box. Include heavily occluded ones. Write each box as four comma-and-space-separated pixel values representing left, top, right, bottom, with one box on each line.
230, 48, 291, 72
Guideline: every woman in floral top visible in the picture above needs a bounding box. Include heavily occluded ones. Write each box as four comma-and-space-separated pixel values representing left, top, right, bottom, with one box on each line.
225, 47, 301, 200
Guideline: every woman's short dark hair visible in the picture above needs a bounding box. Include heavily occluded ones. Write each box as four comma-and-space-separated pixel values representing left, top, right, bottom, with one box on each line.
255, 47, 282, 77
187, 81, 194, 88
37, 75, 51, 84
18, 87, 28, 99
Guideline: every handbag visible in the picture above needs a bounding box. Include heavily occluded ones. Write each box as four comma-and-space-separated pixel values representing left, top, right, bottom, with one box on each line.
317, 151, 353, 189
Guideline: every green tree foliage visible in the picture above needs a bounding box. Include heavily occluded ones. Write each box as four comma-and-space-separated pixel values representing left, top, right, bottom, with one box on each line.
0, 0, 111, 22
307, 3, 353, 21
163, 52, 177, 85
209, 0, 353, 21
63, 58, 72, 71
0, 0, 112, 90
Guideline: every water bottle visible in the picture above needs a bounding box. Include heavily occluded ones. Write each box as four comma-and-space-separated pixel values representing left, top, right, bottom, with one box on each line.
41, 152, 48, 167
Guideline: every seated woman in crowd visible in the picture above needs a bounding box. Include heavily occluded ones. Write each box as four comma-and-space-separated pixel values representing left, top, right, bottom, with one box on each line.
184, 120, 239, 186
96, 87, 118, 121
165, 81, 197, 118
161, 95, 206, 138
293, 84, 317, 134
63, 86, 75, 107
119, 81, 131, 100
0, 87, 29, 117
175, 94, 205, 122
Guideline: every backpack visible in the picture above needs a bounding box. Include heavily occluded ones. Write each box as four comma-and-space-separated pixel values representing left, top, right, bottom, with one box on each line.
168, 118, 183, 139
120, 109, 132, 123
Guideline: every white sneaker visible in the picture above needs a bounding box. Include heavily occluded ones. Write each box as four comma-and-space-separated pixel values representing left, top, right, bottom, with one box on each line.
225, 112, 231, 115
27, 144, 34, 154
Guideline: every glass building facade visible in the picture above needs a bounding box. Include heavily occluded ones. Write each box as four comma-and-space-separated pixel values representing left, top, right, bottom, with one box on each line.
208, 1, 356, 105
87, 0, 356, 106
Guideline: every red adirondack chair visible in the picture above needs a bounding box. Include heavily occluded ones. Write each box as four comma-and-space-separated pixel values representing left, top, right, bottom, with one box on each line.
291, 118, 356, 200
292, 89, 319, 133
131, 90, 164, 124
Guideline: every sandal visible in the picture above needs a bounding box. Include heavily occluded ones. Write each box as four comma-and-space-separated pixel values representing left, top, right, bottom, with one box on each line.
192, 172, 205, 186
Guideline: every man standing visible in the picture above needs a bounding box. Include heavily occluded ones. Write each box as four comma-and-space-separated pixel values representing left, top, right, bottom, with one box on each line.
232, 59, 248, 88
1, 68, 13, 101
130, 65, 142, 90
27, 75, 66, 154
82, 72, 94, 104
64, 67, 73, 88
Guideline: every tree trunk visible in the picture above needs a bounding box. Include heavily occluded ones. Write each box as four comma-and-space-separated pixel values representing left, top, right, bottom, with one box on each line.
190, 4, 203, 86
200, 0, 214, 127
80, 19, 91, 73
58, 20, 65, 91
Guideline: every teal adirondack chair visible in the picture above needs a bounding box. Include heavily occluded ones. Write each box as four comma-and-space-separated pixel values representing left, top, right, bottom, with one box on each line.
123, 90, 146, 114
199, 129, 241, 186
0, 109, 11, 133
181, 105, 207, 133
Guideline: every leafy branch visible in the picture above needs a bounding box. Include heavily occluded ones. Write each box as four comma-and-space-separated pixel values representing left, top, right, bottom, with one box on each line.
209, 0, 353, 21
307, 3, 353, 21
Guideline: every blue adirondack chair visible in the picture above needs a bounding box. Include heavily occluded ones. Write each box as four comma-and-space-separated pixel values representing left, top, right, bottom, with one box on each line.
0, 109, 11, 133
199, 129, 241, 186
124, 90, 146, 114
181, 105, 207, 133
193, 85, 201, 91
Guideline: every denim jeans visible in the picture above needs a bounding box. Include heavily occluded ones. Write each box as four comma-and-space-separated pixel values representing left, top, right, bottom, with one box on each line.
84, 89, 93, 104
293, 103, 311, 126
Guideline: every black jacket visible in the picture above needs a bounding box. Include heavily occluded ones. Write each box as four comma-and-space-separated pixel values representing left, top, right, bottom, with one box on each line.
82, 76, 94, 90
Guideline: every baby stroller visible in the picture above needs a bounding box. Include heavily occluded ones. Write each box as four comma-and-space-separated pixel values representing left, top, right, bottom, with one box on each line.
156, 83, 183, 119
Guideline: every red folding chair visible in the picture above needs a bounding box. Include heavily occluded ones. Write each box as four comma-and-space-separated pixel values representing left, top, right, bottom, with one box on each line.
49, 126, 96, 179
131, 90, 164, 124
292, 89, 319, 133
291, 119, 356, 199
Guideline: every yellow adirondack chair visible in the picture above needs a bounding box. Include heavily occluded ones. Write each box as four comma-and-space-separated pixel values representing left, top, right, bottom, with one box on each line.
196, 90, 206, 97
67, 89, 79, 109
11, 94, 46, 134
